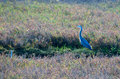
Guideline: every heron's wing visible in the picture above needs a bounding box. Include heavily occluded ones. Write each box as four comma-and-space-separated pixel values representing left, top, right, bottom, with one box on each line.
81, 38, 92, 49
81, 38, 89, 45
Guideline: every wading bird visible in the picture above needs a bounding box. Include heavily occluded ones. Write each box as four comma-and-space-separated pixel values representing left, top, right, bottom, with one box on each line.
77, 25, 92, 50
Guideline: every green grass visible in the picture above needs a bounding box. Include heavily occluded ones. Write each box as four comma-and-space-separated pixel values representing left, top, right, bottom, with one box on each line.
0, 1, 120, 56
0, 1, 120, 79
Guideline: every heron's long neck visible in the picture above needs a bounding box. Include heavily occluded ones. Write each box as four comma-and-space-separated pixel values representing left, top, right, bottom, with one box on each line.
79, 28, 82, 38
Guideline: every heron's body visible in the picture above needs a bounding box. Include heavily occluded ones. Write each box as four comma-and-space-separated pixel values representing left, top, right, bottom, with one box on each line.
77, 25, 92, 50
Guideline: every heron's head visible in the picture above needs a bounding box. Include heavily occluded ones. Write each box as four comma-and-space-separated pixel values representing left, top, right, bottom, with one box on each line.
77, 25, 82, 29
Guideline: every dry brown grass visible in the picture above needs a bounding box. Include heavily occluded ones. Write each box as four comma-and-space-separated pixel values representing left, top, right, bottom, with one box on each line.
0, 53, 120, 79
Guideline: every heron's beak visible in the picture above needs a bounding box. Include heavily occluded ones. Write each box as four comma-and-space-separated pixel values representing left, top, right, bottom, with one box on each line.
77, 26, 80, 28
77, 25, 82, 28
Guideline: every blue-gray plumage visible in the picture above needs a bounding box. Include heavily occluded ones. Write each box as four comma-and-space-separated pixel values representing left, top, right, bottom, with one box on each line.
11, 50, 13, 58
77, 25, 92, 50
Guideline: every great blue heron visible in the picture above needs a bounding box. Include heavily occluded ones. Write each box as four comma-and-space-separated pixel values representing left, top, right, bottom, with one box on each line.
77, 25, 92, 50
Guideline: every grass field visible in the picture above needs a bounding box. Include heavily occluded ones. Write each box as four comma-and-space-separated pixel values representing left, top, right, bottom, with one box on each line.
0, 53, 120, 79
0, 1, 120, 78
0, 1, 120, 56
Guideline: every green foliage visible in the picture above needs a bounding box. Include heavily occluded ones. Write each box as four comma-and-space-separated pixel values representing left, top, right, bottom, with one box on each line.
72, 48, 95, 57
0, 46, 6, 53
0, 1, 120, 57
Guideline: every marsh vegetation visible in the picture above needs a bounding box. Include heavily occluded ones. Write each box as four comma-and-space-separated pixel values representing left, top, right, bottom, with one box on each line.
0, 0, 120, 78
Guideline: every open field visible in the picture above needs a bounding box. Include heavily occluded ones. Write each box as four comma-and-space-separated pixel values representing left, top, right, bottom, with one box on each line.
0, 1, 120, 56
0, 0, 120, 79
0, 53, 120, 79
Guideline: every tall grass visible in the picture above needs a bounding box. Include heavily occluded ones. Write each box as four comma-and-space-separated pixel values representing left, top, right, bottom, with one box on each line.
0, 1, 120, 56
0, 53, 120, 79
